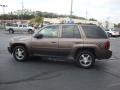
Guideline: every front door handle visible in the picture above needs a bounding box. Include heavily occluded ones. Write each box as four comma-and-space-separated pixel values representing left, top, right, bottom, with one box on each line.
51, 42, 56, 43
75, 42, 81, 44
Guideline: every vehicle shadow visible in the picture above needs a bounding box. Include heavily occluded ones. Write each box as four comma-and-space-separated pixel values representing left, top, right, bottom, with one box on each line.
26, 56, 76, 67
25, 56, 106, 70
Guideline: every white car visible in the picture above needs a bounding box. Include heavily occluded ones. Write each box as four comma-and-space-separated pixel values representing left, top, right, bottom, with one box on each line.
105, 29, 119, 37
5, 24, 34, 34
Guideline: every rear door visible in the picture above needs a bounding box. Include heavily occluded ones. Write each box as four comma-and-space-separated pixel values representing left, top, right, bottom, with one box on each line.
58, 25, 83, 56
13, 24, 19, 31
19, 24, 23, 31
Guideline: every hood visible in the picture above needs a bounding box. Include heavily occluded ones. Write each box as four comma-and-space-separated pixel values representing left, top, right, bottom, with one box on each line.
10, 36, 32, 43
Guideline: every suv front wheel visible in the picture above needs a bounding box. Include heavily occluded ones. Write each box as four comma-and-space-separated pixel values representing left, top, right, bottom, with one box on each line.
76, 51, 95, 68
13, 46, 28, 62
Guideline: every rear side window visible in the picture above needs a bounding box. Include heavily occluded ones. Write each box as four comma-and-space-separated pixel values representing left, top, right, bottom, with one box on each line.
81, 25, 107, 38
23, 25, 27, 27
13, 24, 18, 27
105, 29, 109, 31
62, 25, 81, 38
19, 25, 22, 27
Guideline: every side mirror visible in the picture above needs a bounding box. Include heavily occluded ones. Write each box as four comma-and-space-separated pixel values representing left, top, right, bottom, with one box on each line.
34, 34, 43, 39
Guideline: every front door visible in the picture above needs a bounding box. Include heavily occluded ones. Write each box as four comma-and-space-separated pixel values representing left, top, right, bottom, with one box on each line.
31, 25, 59, 56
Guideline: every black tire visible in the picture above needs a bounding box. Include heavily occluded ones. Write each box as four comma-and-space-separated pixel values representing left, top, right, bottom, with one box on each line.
108, 33, 112, 37
9, 29, 14, 34
28, 29, 34, 34
13, 46, 28, 62
76, 51, 95, 69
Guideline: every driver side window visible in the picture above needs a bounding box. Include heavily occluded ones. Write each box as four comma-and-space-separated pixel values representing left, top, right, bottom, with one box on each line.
38, 25, 59, 38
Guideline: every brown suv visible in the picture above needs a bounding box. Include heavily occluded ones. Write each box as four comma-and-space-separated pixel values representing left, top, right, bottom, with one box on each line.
8, 24, 112, 68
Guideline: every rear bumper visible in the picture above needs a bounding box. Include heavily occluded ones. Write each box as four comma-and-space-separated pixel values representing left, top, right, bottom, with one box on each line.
8, 47, 12, 54
96, 49, 112, 59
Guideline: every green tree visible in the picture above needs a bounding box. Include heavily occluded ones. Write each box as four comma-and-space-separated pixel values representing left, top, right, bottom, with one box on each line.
117, 23, 120, 28
29, 16, 44, 26
89, 18, 97, 21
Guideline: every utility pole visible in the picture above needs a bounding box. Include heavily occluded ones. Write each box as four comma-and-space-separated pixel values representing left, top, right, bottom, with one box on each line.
0, 4, 8, 29
21, 0, 24, 21
85, 10, 88, 24
70, 0, 73, 17
0, 4, 7, 15
70, 0, 73, 23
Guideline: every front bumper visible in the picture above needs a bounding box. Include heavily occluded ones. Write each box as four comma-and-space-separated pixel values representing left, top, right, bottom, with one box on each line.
8, 47, 12, 54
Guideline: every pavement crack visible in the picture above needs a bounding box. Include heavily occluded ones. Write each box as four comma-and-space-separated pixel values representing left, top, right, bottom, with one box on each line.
0, 68, 71, 86
94, 68, 120, 79
103, 70, 120, 79
0, 73, 61, 85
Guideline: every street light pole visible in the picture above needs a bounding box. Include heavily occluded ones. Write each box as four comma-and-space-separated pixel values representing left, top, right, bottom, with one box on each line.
0, 4, 8, 29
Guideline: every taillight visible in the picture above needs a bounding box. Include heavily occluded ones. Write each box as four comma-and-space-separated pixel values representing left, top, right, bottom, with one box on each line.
104, 41, 110, 50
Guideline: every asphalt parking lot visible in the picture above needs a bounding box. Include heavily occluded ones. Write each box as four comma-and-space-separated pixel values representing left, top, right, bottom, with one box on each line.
0, 30, 120, 90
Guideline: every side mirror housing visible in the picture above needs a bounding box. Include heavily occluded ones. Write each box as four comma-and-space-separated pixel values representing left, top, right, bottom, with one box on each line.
34, 34, 43, 39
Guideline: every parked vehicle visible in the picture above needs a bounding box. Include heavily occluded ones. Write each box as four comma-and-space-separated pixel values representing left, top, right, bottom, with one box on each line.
105, 29, 119, 37
5, 24, 34, 34
8, 24, 112, 68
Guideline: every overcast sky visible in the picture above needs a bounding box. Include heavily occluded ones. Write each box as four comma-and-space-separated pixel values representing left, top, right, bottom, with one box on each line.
0, 0, 120, 23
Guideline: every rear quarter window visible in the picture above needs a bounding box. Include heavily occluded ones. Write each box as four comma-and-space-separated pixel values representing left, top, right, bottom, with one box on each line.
81, 25, 107, 39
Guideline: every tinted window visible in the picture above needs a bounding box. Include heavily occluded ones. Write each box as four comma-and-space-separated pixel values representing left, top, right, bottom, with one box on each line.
81, 25, 107, 38
105, 29, 109, 31
39, 25, 59, 38
23, 25, 27, 27
19, 25, 22, 27
62, 25, 81, 38
13, 24, 18, 27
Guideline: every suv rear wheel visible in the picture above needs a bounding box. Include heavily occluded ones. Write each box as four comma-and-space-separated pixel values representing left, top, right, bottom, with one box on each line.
108, 33, 112, 37
76, 51, 95, 68
9, 29, 14, 34
28, 29, 34, 34
13, 46, 28, 62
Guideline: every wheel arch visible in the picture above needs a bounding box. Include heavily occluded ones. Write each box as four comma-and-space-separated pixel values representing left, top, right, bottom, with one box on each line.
8, 28, 14, 30
11, 43, 28, 54
74, 47, 96, 59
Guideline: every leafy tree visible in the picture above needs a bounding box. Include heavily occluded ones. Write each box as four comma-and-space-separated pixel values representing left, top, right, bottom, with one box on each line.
89, 18, 97, 21
0, 9, 88, 20
117, 23, 120, 28
29, 16, 43, 26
